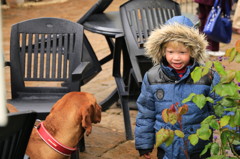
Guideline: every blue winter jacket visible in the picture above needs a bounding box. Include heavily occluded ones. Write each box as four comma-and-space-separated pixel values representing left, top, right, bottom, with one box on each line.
135, 62, 221, 159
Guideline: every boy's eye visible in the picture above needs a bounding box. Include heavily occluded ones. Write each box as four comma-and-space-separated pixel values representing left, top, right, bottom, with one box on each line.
180, 52, 186, 54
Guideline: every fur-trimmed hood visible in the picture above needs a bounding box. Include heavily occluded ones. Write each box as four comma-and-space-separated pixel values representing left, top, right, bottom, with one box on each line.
145, 23, 208, 65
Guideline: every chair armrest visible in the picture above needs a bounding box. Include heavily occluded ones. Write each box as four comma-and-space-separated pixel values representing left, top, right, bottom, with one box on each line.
72, 62, 90, 76
115, 33, 124, 39
70, 62, 90, 91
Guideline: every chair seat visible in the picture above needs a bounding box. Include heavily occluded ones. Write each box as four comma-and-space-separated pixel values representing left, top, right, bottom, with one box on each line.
83, 11, 123, 37
8, 98, 59, 120
8, 98, 59, 112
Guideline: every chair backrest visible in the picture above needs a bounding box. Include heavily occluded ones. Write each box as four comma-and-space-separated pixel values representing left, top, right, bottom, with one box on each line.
0, 111, 37, 159
9, 17, 97, 99
120, 0, 181, 83
77, 0, 113, 24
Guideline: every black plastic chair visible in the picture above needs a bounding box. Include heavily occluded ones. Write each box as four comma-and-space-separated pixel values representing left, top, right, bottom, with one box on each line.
7, 17, 98, 119
0, 111, 37, 159
6, 17, 101, 153
77, 0, 123, 111
113, 0, 181, 140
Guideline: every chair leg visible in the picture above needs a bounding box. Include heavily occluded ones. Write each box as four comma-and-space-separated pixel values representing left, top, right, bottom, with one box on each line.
70, 148, 80, 159
120, 95, 133, 140
78, 136, 85, 152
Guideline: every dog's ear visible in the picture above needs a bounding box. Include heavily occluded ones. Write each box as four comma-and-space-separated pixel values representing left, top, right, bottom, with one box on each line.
92, 103, 101, 123
81, 103, 102, 136
81, 106, 93, 136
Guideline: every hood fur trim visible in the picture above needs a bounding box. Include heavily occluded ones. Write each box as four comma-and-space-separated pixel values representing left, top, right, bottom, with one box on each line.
145, 23, 208, 65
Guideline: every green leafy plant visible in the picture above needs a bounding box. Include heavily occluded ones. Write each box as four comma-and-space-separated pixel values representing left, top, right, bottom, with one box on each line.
156, 40, 240, 159
156, 103, 190, 157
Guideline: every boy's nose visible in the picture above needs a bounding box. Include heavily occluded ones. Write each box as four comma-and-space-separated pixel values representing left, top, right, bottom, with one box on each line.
173, 54, 181, 60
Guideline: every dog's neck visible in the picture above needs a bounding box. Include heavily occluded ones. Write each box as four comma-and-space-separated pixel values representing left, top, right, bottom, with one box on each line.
37, 122, 77, 156
43, 116, 82, 147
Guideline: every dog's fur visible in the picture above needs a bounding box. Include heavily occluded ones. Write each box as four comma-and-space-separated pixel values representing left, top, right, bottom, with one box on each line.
7, 92, 101, 159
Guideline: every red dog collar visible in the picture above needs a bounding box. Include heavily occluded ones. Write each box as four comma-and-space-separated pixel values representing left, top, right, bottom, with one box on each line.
36, 122, 77, 156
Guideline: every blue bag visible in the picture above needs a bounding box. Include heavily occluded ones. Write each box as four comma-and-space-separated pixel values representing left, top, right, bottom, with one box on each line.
203, 0, 232, 43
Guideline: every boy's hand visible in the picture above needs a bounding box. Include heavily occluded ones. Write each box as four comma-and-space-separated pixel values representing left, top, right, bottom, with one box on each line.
143, 152, 151, 159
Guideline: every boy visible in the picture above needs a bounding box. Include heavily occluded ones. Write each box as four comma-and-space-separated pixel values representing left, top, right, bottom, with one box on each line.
135, 16, 221, 159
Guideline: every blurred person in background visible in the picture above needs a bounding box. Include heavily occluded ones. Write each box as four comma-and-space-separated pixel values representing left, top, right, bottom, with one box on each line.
233, 0, 240, 34
194, 0, 233, 56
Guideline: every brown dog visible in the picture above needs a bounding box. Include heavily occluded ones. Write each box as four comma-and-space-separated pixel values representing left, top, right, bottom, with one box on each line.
8, 92, 101, 159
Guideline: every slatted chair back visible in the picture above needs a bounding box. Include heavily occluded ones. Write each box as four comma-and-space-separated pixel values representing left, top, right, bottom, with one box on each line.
9, 17, 85, 99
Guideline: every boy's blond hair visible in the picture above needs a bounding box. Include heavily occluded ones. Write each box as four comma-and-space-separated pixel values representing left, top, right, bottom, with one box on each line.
145, 23, 208, 65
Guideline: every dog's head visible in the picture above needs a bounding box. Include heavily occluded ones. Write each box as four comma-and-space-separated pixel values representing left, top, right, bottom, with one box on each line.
48, 92, 101, 137
58, 92, 101, 136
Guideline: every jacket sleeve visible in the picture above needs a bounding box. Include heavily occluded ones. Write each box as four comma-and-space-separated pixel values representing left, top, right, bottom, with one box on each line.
135, 73, 156, 151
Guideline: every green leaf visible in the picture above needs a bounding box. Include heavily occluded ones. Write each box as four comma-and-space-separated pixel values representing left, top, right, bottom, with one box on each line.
206, 97, 214, 103
221, 130, 232, 146
201, 115, 215, 124
192, 94, 206, 109
214, 61, 226, 76
220, 70, 236, 84
188, 134, 199, 146
229, 48, 237, 62
229, 115, 236, 128
191, 67, 202, 83
207, 155, 225, 159
197, 127, 212, 140
226, 48, 234, 57
155, 128, 170, 147
224, 108, 236, 112
234, 53, 240, 63
232, 139, 240, 145
168, 110, 178, 125
220, 98, 235, 107
234, 109, 240, 126
215, 82, 239, 97
210, 143, 219, 155
200, 143, 212, 156
165, 130, 174, 147
213, 105, 224, 117
236, 71, 240, 82
220, 116, 230, 127
209, 119, 220, 130
182, 93, 195, 103
202, 66, 210, 77
205, 61, 213, 68
174, 130, 184, 138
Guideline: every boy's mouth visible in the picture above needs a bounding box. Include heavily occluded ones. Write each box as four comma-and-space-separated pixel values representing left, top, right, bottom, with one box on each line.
172, 63, 183, 68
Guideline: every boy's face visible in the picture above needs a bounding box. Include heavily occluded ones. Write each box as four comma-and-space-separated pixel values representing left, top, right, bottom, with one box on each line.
165, 42, 191, 70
